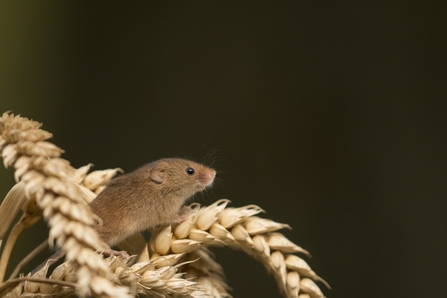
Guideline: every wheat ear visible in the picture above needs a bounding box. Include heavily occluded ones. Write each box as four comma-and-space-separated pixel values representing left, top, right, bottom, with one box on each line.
0, 112, 130, 297
148, 199, 330, 298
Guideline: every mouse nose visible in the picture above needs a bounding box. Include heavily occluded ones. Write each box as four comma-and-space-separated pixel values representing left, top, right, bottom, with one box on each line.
202, 168, 216, 186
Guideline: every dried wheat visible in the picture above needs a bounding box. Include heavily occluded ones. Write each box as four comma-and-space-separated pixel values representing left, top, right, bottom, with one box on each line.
0, 112, 328, 298
0, 112, 130, 297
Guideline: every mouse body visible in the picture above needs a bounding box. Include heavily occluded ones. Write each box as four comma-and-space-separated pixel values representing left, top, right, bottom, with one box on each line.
89, 158, 216, 246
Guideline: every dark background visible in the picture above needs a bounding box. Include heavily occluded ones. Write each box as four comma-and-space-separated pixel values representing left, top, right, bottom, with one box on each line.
1, 2, 446, 297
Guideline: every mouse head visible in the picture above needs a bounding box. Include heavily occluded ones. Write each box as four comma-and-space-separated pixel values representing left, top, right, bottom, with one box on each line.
148, 158, 216, 198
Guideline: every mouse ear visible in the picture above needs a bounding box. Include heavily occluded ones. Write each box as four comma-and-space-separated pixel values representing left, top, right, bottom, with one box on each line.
150, 164, 166, 183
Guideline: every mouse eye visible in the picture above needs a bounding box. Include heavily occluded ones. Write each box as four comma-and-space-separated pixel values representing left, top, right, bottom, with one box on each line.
186, 167, 195, 175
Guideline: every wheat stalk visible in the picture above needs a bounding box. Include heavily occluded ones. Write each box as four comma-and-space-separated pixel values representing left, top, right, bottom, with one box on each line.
0, 112, 329, 298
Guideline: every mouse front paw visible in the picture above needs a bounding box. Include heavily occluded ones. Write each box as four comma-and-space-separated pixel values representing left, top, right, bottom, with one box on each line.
174, 206, 194, 224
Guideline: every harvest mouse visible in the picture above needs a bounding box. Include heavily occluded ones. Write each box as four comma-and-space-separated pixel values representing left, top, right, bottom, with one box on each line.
90, 158, 216, 245
31, 158, 216, 274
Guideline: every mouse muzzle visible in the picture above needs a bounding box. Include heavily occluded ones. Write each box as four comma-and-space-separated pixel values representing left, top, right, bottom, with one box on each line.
197, 168, 216, 190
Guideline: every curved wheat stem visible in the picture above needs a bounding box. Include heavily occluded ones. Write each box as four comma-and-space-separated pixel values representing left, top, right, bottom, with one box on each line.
148, 199, 329, 298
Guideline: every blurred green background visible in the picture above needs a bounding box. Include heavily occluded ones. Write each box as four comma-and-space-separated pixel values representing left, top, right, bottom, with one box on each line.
1, 1, 446, 297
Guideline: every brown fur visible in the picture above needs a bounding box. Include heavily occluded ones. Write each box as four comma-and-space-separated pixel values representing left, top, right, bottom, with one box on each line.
89, 158, 216, 246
